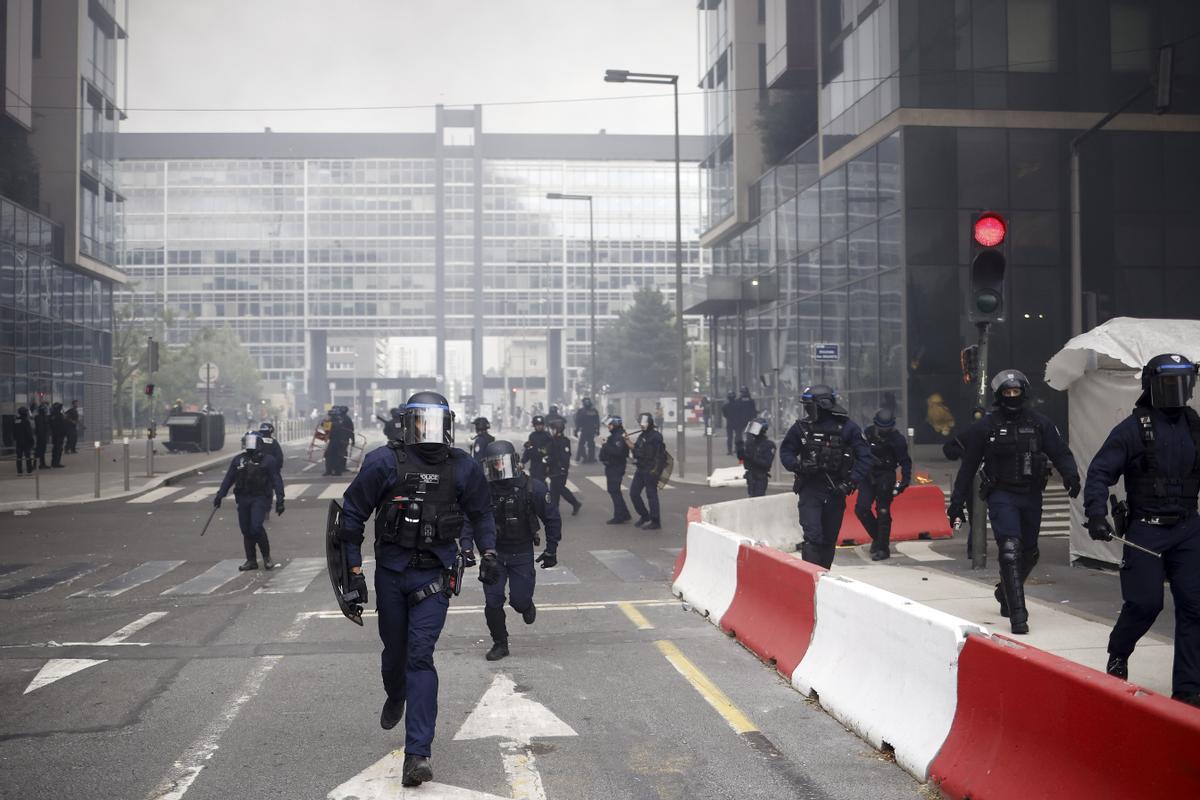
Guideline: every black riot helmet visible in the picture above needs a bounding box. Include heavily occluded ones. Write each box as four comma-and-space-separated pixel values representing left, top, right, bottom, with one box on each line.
990, 370, 1030, 413
389, 406, 404, 420
801, 385, 838, 420
548, 416, 566, 435
531, 415, 545, 430
607, 415, 624, 432
241, 431, 260, 453
549, 405, 560, 415
582, 397, 593, 409
17, 405, 29, 418
473, 416, 490, 433
403, 391, 454, 459
739, 385, 751, 399
873, 408, 896, 429
258, 421, 275, 437
638, 412, 654, 430
745, 417, 768, 438
482, 440, 520, 483
1142, 354, 1198, 409
726, 390, 736, 401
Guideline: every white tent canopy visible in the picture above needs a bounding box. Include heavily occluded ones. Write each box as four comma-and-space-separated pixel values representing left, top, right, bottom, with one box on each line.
1044, 317, 1200, 565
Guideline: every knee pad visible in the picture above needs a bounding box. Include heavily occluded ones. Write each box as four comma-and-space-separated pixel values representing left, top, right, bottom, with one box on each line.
998, 537, 1022, 567
877, 508, 890, 519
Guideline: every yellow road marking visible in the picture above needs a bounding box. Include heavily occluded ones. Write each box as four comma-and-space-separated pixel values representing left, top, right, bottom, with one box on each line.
654, 640, 757, 734
618, 602, 655, 630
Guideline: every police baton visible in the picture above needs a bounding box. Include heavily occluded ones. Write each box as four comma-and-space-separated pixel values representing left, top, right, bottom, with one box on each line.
1107, 532, 1162, 559
200, 505, 219, 537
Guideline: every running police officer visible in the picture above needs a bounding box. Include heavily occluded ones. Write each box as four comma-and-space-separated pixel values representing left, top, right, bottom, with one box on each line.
471, 417, 495, 463
338, 391, 500, 787
948, 370, 1080, 635
599, 416, 632, 524
737, 417, 775, 498
1084, 353, 1200, 707
521, 415, 553, 482
257, 421, 285, 466
213, 432, 285, 570
574, 398, 601, 463
628, 412, 665, 530
780, 386, 871, 569
855, 408, 913, 561
546, 417, 582, 515
477, 440, 562, 661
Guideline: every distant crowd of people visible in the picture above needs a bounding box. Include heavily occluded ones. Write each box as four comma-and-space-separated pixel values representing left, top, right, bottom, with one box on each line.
11, 400, 84, 475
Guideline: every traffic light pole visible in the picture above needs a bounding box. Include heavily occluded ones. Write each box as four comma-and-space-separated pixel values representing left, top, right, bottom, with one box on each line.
970, 321, 990, 570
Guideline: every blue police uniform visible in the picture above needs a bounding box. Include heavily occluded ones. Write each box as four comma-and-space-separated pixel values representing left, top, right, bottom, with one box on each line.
855, 425, 912, 559
780, 413, 871, 568
521, 430, 553, 482
482, 474, 561, 651
339, 443, 496, 758
630, 425, 666, 528
471, 431, 494, 463
546, 434, 580, 512
215, 451, 283, 566
737, 433, 776, 498
1085, 404, 1200, 699
598, 428, 632, 522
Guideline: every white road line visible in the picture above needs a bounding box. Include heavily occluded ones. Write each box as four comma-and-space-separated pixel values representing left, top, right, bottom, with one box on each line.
161, 560, 245, 596
894, 541, 953, 562
24, 612, 168, 694
319, 483, 349, 500
254, 558, 325, 595
302, 462, 318, 472
564, 479, 580, 494
128, 487, 183, 504
97, 611, 169, 644
174, 489, 213, 503
285, 483, 311, 498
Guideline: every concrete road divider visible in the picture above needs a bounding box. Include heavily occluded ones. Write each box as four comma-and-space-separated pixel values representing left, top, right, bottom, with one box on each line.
792, 574, 986, 780
670, 522, 752, 625
930, 634, 1200, 799
719, 546, 823, 678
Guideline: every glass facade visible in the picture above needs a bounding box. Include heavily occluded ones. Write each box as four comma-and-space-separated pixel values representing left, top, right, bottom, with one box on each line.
0, 197, 114, 453
79, 0, 123, 266
698, 0, 735, 230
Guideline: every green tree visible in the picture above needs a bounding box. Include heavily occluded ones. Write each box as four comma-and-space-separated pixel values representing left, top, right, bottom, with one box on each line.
593, 286, 682, 392
112, 297, 175, 434
154, 327, 264, 419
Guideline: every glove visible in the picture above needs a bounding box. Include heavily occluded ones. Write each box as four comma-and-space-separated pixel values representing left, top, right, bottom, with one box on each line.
894, 482, 909, 496
947, 502, 967, 527
461, 549, 477, 568
347, 571, 368, 604
1064, 476, 1081, 499
213, 496, 222, 509
1087, 515, 1114, 542
837, 481, 856, 497
478, 552, 501, 585
275, 500, 285, 516
536, 550, 558, 569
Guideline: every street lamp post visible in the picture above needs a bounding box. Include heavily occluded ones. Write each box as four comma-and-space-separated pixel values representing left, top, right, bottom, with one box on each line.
604, 69, 685, 476
546, 192, 596, 396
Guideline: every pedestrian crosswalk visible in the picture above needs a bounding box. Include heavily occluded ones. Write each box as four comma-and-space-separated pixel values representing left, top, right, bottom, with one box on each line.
584, 476, 676, 492
123, 482, 345, 505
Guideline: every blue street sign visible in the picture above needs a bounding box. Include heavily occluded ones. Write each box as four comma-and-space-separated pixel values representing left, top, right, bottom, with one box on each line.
814, 343, 840, 362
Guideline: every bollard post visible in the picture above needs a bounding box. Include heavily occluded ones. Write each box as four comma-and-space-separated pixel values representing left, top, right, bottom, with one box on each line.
94, 441, 102, 498
145, 437, 153, 478
34, 462, 40, 500
123, 437, 130, 491
705, 424, 713, 481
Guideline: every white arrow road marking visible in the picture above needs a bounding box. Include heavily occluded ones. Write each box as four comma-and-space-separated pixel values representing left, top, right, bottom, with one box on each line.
454, 673, 577, 800
24, 612, 169, 694
326, 751, 510, 800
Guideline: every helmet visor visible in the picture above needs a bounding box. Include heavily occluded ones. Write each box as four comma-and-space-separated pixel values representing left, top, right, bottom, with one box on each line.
1149, 368, 1195, 408
241, 433, 259, 451
745, 420, 765, 438
485, 452, 518, 482
405, 405, 453, 446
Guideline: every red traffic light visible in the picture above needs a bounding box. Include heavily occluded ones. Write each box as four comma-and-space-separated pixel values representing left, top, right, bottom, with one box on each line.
973, 213, 1007, 248
144, 383, 155, 396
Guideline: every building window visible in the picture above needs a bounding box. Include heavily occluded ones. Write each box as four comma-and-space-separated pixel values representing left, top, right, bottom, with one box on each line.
1007, 0, 1057, 73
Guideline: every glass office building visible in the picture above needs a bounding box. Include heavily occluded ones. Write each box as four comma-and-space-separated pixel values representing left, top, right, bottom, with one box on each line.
693, 0, 1200, 443
116, 111, 706, 409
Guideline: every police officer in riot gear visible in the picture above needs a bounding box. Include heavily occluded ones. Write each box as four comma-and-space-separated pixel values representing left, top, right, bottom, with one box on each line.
737, 417, 775, 498
546, 417, 582, 515
733, 387, 758, 455
629, 412, 666, 530
855, 408, 913, 561
14, 406, 35, 474
521, 415, 553, 482
1084, 354, 1200, 707
599, 416, 632, 524
780, 386, 871, 568
383, 407, 404, 442
213, 432, 285, 570
338, 391, 500, 787
949, 370, 1080, 635
545, 404, 566, 433
574, 398, 601, 463
48, 402, 67, 468
471, 417, 494, 463
257, 421, 285, 466
722, 390, 738, 455
477, 440, 562, 661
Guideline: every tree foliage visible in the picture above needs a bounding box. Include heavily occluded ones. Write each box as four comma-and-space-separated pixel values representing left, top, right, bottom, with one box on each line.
593, 286, 681, 392
112, 297, 174, 432
154, 327, 264, 417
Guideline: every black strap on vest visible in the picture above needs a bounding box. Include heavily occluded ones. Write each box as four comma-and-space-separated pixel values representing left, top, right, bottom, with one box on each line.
1132, 408, 1200, 500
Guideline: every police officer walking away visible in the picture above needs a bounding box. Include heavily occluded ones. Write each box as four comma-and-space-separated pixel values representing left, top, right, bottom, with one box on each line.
521, 415, 553, 482
338, 392, 500, 787
721, 390, 737, 455
257, 421, 285, 466
546, 417, 582, 515
48, 402, 67, 468
14, 406, 35, 474
628, 412, 666, 530
948, 370, 1080, 635
574, 398, 601, 463
33, 404, 49, 469
855, 408, 913, 561
65, 400, 81, 454
737, 417, 775, 498
324, 407, 352, 476
780, 386, 871, 568
1084, 354, 1200, 707
213, 432, 285, 570
733, 386, 758, 456
477, 440, 562, 661
471, 417, 494, 463
599, 416, 632, 524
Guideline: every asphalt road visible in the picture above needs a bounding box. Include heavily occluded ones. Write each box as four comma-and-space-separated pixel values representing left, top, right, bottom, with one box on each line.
0, 437, 925, 800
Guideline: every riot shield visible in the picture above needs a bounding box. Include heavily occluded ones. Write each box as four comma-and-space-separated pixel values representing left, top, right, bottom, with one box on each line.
326, 500, 366, 625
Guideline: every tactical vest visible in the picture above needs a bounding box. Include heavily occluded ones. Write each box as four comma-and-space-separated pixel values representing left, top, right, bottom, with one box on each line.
492, 477, 542, 551
234, 455, 271, 496
1126, 408, 1200, 511
867, 427, 898, 472
983, 413, 1049, 493
745, 437, 774, 474
374, 445, 465, 550
795, 422, 854, 481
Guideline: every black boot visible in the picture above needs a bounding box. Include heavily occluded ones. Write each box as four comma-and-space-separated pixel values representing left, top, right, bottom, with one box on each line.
1106, 655, 1129, 681
522, 604, 537, 625
380, 696, 404, 730
401, 754, 433, 787
484, 606, 508, 660
238, 560, 258, 571
260, 535, 274, 570
994, 583, 1010, 617
644, 519, 661, 530
999, 539, 1029, 634
486, 640, 510, 661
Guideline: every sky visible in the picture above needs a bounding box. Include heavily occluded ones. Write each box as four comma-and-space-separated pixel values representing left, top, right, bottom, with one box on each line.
122, 0, 705, 136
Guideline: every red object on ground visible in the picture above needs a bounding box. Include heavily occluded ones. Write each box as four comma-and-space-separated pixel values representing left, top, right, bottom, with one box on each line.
930, 634, 1200, 799
837, 484, 952, 545
719, 544, 824, 678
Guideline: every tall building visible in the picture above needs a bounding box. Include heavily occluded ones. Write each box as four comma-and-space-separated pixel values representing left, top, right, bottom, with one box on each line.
1, 0, 125, 452
689, 0, 1200, 441
116, 108, 706, 415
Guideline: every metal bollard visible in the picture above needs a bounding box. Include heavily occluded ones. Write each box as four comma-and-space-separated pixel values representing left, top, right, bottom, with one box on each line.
94, 441, 102, 498
705, 426, 713, 479
34, 462, 40, 500
123, 438, 130, 491
145, 438, 153, 478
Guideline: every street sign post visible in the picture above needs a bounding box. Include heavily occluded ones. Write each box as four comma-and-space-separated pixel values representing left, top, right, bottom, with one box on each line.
199, 362, 219, 410
814, 343, 840, 362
